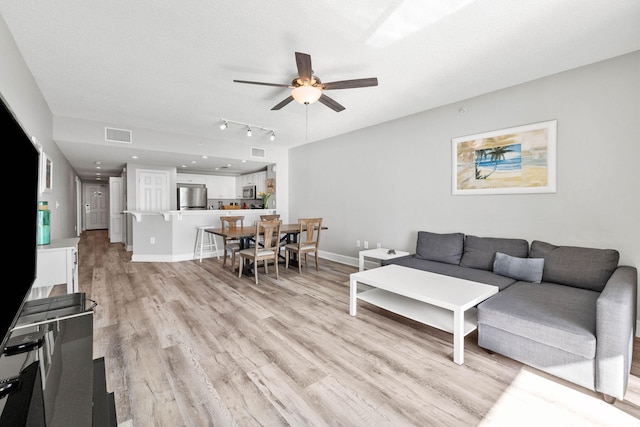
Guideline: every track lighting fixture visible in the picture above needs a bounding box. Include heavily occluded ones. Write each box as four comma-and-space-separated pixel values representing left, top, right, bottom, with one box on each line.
218, 119, 276, 141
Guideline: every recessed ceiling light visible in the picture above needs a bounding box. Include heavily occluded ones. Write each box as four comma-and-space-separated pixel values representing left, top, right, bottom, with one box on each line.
202, 155, 208, 159
96, 166, 101, 169
131, 155, 139, 159
226, 164, 231, 167
180, 165, 187, 168
241, 160, 246, 163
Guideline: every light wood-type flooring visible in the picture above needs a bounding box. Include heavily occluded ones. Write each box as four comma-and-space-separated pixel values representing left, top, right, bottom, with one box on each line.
67, 230, 640, 426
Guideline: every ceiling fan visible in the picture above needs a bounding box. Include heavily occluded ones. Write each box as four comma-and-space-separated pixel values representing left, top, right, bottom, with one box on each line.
233, 52, 378, 112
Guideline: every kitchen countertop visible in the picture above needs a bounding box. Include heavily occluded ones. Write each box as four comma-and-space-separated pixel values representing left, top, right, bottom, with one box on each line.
124, 209, 276, 222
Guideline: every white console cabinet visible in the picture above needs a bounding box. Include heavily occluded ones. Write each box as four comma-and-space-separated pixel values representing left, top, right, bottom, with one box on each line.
33, 237, 79, 294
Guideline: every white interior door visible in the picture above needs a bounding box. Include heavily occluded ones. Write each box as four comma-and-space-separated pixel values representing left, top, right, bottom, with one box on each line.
109, 177, 123, 242
136, 169, 170, 210
84, 183, 109, 230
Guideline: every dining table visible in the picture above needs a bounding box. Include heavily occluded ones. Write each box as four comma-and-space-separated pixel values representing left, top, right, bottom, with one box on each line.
205, 223, 327, 275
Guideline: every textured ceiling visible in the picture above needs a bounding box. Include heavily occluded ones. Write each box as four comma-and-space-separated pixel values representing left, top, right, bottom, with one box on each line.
1, 0, 639, 180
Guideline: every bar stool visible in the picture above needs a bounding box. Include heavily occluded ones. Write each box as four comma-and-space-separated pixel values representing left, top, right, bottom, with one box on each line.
194, 226, 220, 262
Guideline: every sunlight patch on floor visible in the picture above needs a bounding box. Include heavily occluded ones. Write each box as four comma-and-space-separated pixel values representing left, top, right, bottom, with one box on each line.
478, 369, 640, 427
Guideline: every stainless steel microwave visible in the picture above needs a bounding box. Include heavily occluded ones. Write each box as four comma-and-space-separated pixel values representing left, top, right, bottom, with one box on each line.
243, 185, 256, 199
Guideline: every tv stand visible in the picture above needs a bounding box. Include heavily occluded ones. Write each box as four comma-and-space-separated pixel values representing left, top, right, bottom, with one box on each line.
0, 293, 117, 426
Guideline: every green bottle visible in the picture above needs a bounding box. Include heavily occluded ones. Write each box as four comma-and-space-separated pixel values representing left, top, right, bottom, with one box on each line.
37, 201, 50, 245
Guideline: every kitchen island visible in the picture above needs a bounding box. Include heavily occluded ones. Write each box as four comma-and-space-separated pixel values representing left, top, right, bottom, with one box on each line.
124, 209, 280, 262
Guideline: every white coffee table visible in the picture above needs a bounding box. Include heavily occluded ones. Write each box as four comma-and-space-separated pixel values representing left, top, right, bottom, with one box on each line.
349, 264, 499, 364
359, 248, 410, 271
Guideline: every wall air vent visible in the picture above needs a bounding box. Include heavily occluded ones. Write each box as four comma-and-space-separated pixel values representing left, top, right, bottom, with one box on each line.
251, 147, 266, 159
105, 127, 133, 144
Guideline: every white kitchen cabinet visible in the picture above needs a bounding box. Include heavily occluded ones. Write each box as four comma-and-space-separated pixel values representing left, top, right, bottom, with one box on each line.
236, 171, 266, 197
236, 174, 250, 198
177, 173, 205, 184
255, 171, 267, 195
205, 175, 236, 199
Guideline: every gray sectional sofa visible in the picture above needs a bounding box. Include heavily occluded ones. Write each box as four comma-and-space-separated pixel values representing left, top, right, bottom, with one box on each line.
382, 231, 637, 402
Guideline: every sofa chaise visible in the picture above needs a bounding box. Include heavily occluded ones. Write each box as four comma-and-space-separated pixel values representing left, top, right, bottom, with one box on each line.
382, 231, 637, 402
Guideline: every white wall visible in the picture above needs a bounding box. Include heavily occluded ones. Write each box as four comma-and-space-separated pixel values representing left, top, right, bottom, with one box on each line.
289, 51, 639, 276
0, 16, 79, 240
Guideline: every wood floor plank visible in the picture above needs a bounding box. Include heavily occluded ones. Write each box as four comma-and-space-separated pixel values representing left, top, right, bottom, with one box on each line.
74, 230, 640, 426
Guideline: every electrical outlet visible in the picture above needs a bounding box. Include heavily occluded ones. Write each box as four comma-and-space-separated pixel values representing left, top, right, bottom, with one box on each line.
364, 241, 369, 249
356, 240, 360, 247
377, 242, 381, 248
150, 237, 155, 244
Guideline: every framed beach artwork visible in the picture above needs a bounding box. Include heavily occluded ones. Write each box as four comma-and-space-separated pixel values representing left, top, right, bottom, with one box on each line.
452, 120, 557, 195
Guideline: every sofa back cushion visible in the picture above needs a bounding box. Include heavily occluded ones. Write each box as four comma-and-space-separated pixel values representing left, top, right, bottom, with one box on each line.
415, 231, 464, 265
529, 240, 619, 291
459, 235, 529, 271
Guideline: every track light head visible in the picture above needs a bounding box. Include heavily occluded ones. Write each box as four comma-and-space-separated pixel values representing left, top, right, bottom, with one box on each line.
246, 127, 252, 137
270, 132, 276, 141
220, 121, 228, 130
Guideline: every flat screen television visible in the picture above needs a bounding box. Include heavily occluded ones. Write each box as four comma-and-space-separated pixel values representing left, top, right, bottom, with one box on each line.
0, 96, 39, 352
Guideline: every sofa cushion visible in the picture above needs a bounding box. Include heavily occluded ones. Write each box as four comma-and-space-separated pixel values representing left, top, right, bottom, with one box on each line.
493, 252, 544, 283
383, 256, 516, 290
477, 282, 599, 359
415, 231, 464, 265
459, 235, 529, 271
530, 240, 619, 292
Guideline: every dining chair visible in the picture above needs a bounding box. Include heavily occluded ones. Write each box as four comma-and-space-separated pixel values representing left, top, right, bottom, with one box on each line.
284, 218, 323, 273
220, 215, 244, 271
237, 219, 282, 284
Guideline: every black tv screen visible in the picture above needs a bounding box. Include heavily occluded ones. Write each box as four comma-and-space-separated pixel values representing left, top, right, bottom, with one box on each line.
0, 96, 39, 352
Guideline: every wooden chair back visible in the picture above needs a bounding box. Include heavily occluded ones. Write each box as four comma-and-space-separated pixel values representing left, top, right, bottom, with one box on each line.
254, 220, 282, 254
298, 218, 322, 248
260, 214, 281, 221
220, 216, 244, 230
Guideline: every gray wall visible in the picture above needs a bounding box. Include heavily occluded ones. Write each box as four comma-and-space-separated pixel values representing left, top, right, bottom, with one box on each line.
290, 51, 639, 275
0, 16, 79, 240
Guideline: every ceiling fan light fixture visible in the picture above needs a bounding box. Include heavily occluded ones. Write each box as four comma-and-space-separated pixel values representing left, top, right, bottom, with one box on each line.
292, 85, 322, 104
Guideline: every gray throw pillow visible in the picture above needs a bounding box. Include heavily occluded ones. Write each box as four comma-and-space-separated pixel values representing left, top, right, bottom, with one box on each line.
415, 231, 464, 265
493, 252, 544, 283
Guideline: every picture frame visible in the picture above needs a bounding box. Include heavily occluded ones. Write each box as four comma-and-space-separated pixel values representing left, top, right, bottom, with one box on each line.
41, 151, 53, 193
452, 120, 557, 195
266, 178, 275, 194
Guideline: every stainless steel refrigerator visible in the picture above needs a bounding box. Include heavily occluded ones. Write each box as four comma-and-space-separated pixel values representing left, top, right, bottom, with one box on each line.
177, 185, 208, 210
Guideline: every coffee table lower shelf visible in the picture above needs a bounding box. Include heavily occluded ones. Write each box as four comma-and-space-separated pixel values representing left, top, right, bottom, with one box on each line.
356, 288, 479, 336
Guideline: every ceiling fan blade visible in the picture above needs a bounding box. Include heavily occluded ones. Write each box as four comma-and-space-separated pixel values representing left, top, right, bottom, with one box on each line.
271, 96, 294, 110
318, 94, 345, 112
295, 52, 313, 83
233, 79, 291, 88
322, 77, 378, 90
